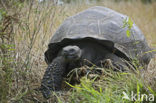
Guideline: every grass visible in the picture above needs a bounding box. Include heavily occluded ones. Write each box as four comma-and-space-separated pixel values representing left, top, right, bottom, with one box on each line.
66, 68, 156, 103
0, 0, 156, 102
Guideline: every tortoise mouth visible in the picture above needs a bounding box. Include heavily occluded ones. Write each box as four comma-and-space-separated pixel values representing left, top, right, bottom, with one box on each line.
67, 54, 78, 59
64, 54, 81, 61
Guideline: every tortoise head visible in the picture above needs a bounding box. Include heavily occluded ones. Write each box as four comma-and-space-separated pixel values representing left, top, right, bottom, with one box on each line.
61, 45, 82, 62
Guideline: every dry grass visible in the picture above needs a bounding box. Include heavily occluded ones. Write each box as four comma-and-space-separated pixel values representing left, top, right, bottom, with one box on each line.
1, 0, 156, 102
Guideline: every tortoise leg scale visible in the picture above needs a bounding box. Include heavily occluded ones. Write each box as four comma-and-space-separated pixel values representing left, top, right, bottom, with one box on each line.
40, 56, 66, 99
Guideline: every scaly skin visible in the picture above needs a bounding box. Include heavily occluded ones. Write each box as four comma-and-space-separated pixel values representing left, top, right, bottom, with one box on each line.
40, 56, 66, 99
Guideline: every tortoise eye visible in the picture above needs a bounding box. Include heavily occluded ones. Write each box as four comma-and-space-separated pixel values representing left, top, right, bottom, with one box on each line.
63, 50, 68, 55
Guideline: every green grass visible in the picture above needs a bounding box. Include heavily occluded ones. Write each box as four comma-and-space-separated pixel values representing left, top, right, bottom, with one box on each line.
0, 0, 156, 102
58, 67, 155, 103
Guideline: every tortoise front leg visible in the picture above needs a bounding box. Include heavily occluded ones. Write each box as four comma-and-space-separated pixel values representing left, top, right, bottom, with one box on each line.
41, 56, 66, 99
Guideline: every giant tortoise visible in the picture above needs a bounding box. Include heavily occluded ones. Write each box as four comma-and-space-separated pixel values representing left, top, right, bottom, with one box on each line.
40, 6, 154, 98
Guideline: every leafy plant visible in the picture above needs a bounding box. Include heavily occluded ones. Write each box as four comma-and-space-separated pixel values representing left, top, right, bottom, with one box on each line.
122, 17, 133, 38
